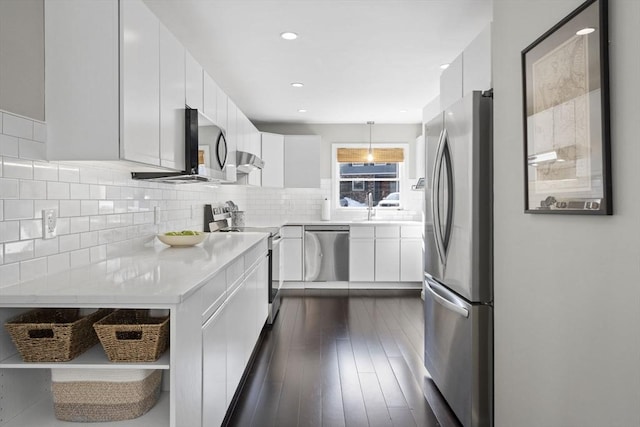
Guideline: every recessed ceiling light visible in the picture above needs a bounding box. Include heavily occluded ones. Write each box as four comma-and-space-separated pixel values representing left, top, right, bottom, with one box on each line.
298, 109, 307, 113
291, 82, 304, 88
440, 63, 450, 70
399, 109, 408, 113
280, 32, 298, 40
576, 27, 596, 35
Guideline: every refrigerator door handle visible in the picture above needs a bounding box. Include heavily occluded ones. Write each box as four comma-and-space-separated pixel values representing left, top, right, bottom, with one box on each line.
431, 129, 447, 265
441, 133, 454, 254
425, 277, 469, 318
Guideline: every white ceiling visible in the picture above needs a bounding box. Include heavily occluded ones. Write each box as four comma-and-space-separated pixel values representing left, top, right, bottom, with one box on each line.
144, 0, 492, 125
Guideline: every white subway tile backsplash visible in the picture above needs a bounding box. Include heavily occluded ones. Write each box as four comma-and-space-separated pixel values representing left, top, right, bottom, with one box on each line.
33, 161, 58, 181
70, 248, 90, 268
20, 257, 48, 282
3, 158, 33, 179
80, 200, 99, 216
105, 186, 121, 200
47, 181, 70, 199
59, 234, 80, 252
33, 122, 47, 143
35, 237, 58, 257
90, 185, 106, 200
0, 134, 19, 157
34, 200, 59, 218
58, 165, 80, 183
2, 113, 33, 139
19, 180, 46, 199
89, 215, 107, 231
70, 216, 90, 233
0, 178, 19, 199
20, 219, 42, 240
59, 200, 81, 217
98, 200, 114, 214
0, 263, 20, 287
81, 231, 99, 248
70, 183, 90, 199
47, 252, 70, 274
0, 221, 19, 243
90, 245, 106, 263
4, 200, 34, 220
4, 240, 34, 263
56, 217, 70, 235
18, 139, 46, 160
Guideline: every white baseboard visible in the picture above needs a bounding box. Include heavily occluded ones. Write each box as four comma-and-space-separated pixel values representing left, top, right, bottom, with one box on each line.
280, 281, 421, 290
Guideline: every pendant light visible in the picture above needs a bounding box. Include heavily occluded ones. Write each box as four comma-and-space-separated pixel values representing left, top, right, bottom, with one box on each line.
367, 121, 375, 162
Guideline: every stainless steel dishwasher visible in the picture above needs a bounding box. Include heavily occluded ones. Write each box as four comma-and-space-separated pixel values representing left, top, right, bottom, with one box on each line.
303, 225, 350, 282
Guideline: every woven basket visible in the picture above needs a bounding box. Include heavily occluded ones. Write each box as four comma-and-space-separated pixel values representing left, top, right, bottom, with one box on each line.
93, 310, 169, 362
52, 369, 162, 422
4, 308, 113, 362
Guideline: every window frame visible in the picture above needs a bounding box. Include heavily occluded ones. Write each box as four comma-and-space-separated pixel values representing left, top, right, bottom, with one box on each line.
332, 143, 409, 210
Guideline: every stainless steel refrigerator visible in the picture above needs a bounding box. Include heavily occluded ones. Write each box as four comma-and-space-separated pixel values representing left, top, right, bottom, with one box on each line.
423, 90, 493, 427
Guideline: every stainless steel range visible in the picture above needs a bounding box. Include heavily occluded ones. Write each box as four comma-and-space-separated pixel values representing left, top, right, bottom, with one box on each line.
204, 204, 282, 326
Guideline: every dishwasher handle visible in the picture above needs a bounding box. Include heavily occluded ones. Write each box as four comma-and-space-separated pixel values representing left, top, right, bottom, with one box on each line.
304, 225, 349, 232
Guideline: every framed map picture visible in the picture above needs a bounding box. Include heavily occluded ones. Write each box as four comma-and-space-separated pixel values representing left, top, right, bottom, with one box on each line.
521, 0, 611, 214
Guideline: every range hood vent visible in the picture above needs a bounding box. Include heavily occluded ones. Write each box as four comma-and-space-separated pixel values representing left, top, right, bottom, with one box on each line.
130, 172, 219, 184
236, 150, 265, 174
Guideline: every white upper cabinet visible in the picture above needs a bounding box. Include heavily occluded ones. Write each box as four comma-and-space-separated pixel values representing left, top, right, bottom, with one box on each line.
185, 51, 203, 111
462, 24, 492, 95
203, 71, 217, 122
284, 135, 321, 188
440, 52, 463, 111
216, 86, 228, 131
261, 133, 284, 188
120, 0, 160, 166
159, 23, 185, 171
45, 0, 120, 161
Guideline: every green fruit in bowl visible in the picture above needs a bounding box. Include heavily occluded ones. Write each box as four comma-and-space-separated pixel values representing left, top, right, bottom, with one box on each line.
164, 230, 201, 236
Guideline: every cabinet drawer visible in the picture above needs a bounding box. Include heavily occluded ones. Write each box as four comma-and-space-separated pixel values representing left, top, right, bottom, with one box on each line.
375, 225, 400, 238
281, 226, 303, 238
226, 256, 244, 293
202, 271, 226, 323
401, 225, 422, 238
245, 239, 267, 269
350, 225, 374, 239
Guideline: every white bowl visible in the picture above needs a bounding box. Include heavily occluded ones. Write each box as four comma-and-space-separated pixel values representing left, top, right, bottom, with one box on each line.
157, 233, 207, 247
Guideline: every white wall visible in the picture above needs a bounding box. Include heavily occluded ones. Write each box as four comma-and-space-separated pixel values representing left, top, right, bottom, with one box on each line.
492, 1, 640, 426
255, 123, 422, 178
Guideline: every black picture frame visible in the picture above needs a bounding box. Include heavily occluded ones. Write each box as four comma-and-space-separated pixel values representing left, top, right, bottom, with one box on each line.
521, 0, 611, 214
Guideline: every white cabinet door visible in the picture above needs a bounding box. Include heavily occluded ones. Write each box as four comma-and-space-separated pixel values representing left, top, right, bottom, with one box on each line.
349, 238, 375, 281
440, 52, 463, 111
281, 237, 303, 281
255, 255, 269, 332
225, 283, 244, 405
261, 133, 284, 188
203, 71, 217, 122
120, 0, 160, 166
284, 135, 321, 188
45, 0, 120, 161
248, 125, 262, 186
202, 307, 226, 427
216, 86, 228, 131
400, 239, 423, 282
225, 99, 238, 182
462, 24, 492, 94
375, 239, 400, 282
185, 51, 202, 111
159, 23, 185, 171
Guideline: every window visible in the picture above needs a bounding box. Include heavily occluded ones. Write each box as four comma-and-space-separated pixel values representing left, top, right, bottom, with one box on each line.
333, 145, 406, 208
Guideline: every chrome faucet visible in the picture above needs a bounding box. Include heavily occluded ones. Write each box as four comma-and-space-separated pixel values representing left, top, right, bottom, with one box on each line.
367, 192, 375, 220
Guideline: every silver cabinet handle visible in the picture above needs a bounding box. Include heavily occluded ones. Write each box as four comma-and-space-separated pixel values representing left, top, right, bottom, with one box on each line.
425, 280, 468, 318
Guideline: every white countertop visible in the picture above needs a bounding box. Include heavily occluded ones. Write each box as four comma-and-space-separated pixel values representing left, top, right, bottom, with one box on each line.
248, 220, 422, 227
0, 233, 268, 306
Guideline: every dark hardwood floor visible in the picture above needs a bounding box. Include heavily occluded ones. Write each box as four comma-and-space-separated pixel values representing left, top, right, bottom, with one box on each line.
226, 289, 461, 427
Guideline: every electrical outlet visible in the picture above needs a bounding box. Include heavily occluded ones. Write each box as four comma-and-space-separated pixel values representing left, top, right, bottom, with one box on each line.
42, 209, 58, 239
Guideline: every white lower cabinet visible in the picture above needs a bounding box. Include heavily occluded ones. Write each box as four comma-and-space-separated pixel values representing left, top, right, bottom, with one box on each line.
375, 238, 401, 282
350, 239, 375, 281
202, 306, 227, 427
400, 239, 423, 282
281, 226, 303, 281
0, 240, 269, 427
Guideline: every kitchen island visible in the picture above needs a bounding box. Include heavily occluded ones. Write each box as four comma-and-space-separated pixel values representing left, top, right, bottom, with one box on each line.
0, 232, 269, 427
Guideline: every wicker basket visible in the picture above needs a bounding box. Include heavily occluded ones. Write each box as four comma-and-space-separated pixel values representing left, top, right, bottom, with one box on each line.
93, 310, 169, 362
52, 369, 162, 422
4, 308, 113, 362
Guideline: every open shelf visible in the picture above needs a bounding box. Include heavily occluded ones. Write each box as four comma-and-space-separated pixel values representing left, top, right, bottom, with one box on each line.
0, 345, 170, 370
2, 390, 169, 427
